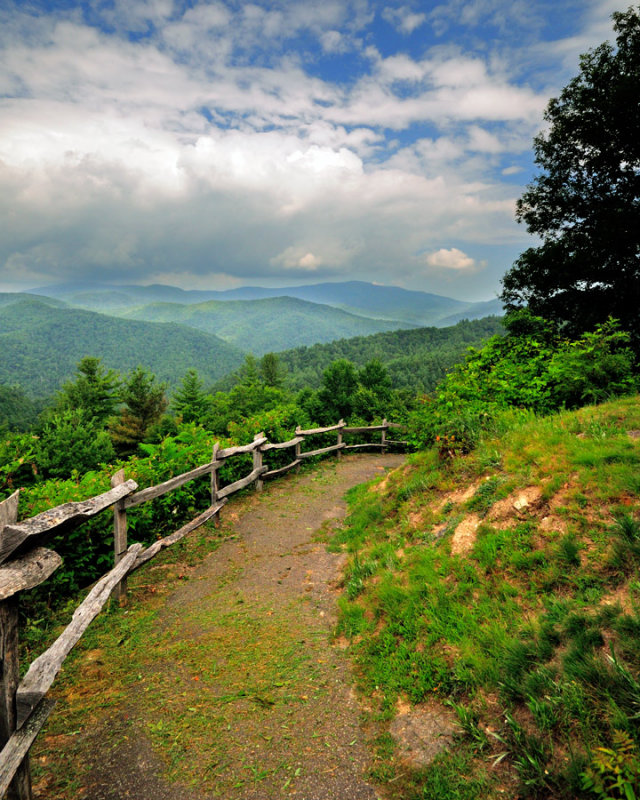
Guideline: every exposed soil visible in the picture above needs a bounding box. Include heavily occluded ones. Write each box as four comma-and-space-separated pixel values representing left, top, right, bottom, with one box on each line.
38, 453, 405, 800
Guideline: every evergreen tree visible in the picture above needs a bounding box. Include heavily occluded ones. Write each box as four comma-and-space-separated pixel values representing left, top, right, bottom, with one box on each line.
110, 367, 167, 453
172, 369, 210, 423
54, 356, 120, 424
260, 352, 287, 388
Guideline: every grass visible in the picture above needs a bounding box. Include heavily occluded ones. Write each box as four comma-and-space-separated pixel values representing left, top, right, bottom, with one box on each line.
332, 395, 640, 799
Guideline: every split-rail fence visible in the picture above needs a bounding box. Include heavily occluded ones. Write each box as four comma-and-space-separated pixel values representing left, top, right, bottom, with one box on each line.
0, 419, 407, 799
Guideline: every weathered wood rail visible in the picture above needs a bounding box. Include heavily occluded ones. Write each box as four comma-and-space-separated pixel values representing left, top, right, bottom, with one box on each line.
0, 419, 407, 798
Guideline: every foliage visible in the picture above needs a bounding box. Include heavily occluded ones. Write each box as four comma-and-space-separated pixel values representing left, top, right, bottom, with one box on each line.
408, 312, 638, 453
549, 320, 637, 408
501, 7, 640, 350
0, 384, 42, 432
171, 369, 210, 423
52, 356, 120, 425
582, 731, 640, 799
109, 366, 167, 455
316, 359, 359, 421
260, 352, 287, 388
35, 409, 115, 479
272, 316, 504, 394
0, 432, 38, 492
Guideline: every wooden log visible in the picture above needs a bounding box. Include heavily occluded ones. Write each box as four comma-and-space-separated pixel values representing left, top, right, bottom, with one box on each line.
124, 460, 221, 509
253, 434, 264, 492
0, 491, 31, 800
343, 443, 385, 451
262, 459, 301, 480
217, 437, 268, 459
211, 443, 220, 527
386, 422, 405, 429
298, 443, 346, 459
337, 419, 344, 459
295, 428, 302, 473
384, 439, 410, 446
381, 418, 387, 453
16, 543, 142, 729
261, 436, 304, 452
0, 481, 137, 566
110, 471, 128, 604
131, 500, 227, 571
0, 491, 19, 554
216, 467, 268, 500
0, 698, 55, 799
296, 422, 345, 435
342, 425, 389, 434
0, 548, 62, 602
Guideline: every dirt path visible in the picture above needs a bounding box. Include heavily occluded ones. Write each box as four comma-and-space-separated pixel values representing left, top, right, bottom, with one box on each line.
47, 453, 405, 800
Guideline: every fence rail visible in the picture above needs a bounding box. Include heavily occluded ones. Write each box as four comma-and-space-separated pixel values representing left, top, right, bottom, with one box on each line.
0, 418, 407, 798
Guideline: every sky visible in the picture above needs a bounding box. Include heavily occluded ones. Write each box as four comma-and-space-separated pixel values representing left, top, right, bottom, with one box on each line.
0, 0, 625, 300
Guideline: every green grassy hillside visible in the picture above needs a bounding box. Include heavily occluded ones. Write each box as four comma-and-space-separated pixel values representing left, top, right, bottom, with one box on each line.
0, 298, 245, 396
334, 395, 640, 798
119, 295, 412, 353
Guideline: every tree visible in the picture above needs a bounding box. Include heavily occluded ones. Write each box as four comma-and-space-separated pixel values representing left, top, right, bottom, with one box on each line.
172, 369, 210, 423
110, 367, 167, 453
54, 356, 120, 425
260, 352, 287, 388
316, 359, 359, 421
501, 8, 640, 347
36, 409, 115, 478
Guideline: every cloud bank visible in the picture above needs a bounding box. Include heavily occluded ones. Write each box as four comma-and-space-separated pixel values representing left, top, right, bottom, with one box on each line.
0, 0, 620, 299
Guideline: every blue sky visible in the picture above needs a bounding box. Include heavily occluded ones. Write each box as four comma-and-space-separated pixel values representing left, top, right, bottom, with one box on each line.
0, 0, 624, 300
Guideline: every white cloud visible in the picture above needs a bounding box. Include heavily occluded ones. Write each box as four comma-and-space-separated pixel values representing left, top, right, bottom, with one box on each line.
382, 6, 427, 35
0, 0, 620, 299
425, 248, 482, 272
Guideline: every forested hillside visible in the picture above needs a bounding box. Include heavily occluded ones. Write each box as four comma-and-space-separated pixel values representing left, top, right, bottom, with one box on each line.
118, 295, 410, 353
0, 298, 244, 396
273, 316, 504, 392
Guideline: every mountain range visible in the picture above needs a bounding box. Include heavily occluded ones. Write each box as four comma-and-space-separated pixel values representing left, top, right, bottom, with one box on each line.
32, 280, 503, 328
1, 281, 503, 397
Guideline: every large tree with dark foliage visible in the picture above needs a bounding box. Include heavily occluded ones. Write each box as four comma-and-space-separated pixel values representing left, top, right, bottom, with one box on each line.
501, 7, 640, 346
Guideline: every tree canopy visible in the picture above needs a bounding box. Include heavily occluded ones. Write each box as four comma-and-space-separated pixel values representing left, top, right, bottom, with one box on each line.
501, 7, 640, 346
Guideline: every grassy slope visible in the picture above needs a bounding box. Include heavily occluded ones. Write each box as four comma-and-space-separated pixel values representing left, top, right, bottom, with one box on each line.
334, 395, 640, 798
119, 296, 411, 354
0, 298, 245, 396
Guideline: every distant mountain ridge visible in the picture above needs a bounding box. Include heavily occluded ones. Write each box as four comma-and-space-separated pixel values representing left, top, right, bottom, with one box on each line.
30, 280, 503, 327
118, 295, 410, 354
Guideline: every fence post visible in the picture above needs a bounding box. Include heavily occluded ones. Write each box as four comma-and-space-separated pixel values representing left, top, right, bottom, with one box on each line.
110, 469, 128, 604
295, 426, 302, 473
381, 418, 387, 453
211, 443, 220, 527
0, 490, 32, 800
337, 419, 344, 458
253, 434, 264, 492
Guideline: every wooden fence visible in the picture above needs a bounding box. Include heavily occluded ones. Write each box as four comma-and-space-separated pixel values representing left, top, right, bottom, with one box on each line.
0, 419, 407, 798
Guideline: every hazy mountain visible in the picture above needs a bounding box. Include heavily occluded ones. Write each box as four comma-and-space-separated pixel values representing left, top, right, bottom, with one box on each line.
119, 296, 411, 354
31, 280, 503, 326
437, 298, 504, 326
0, 298, 244, 397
